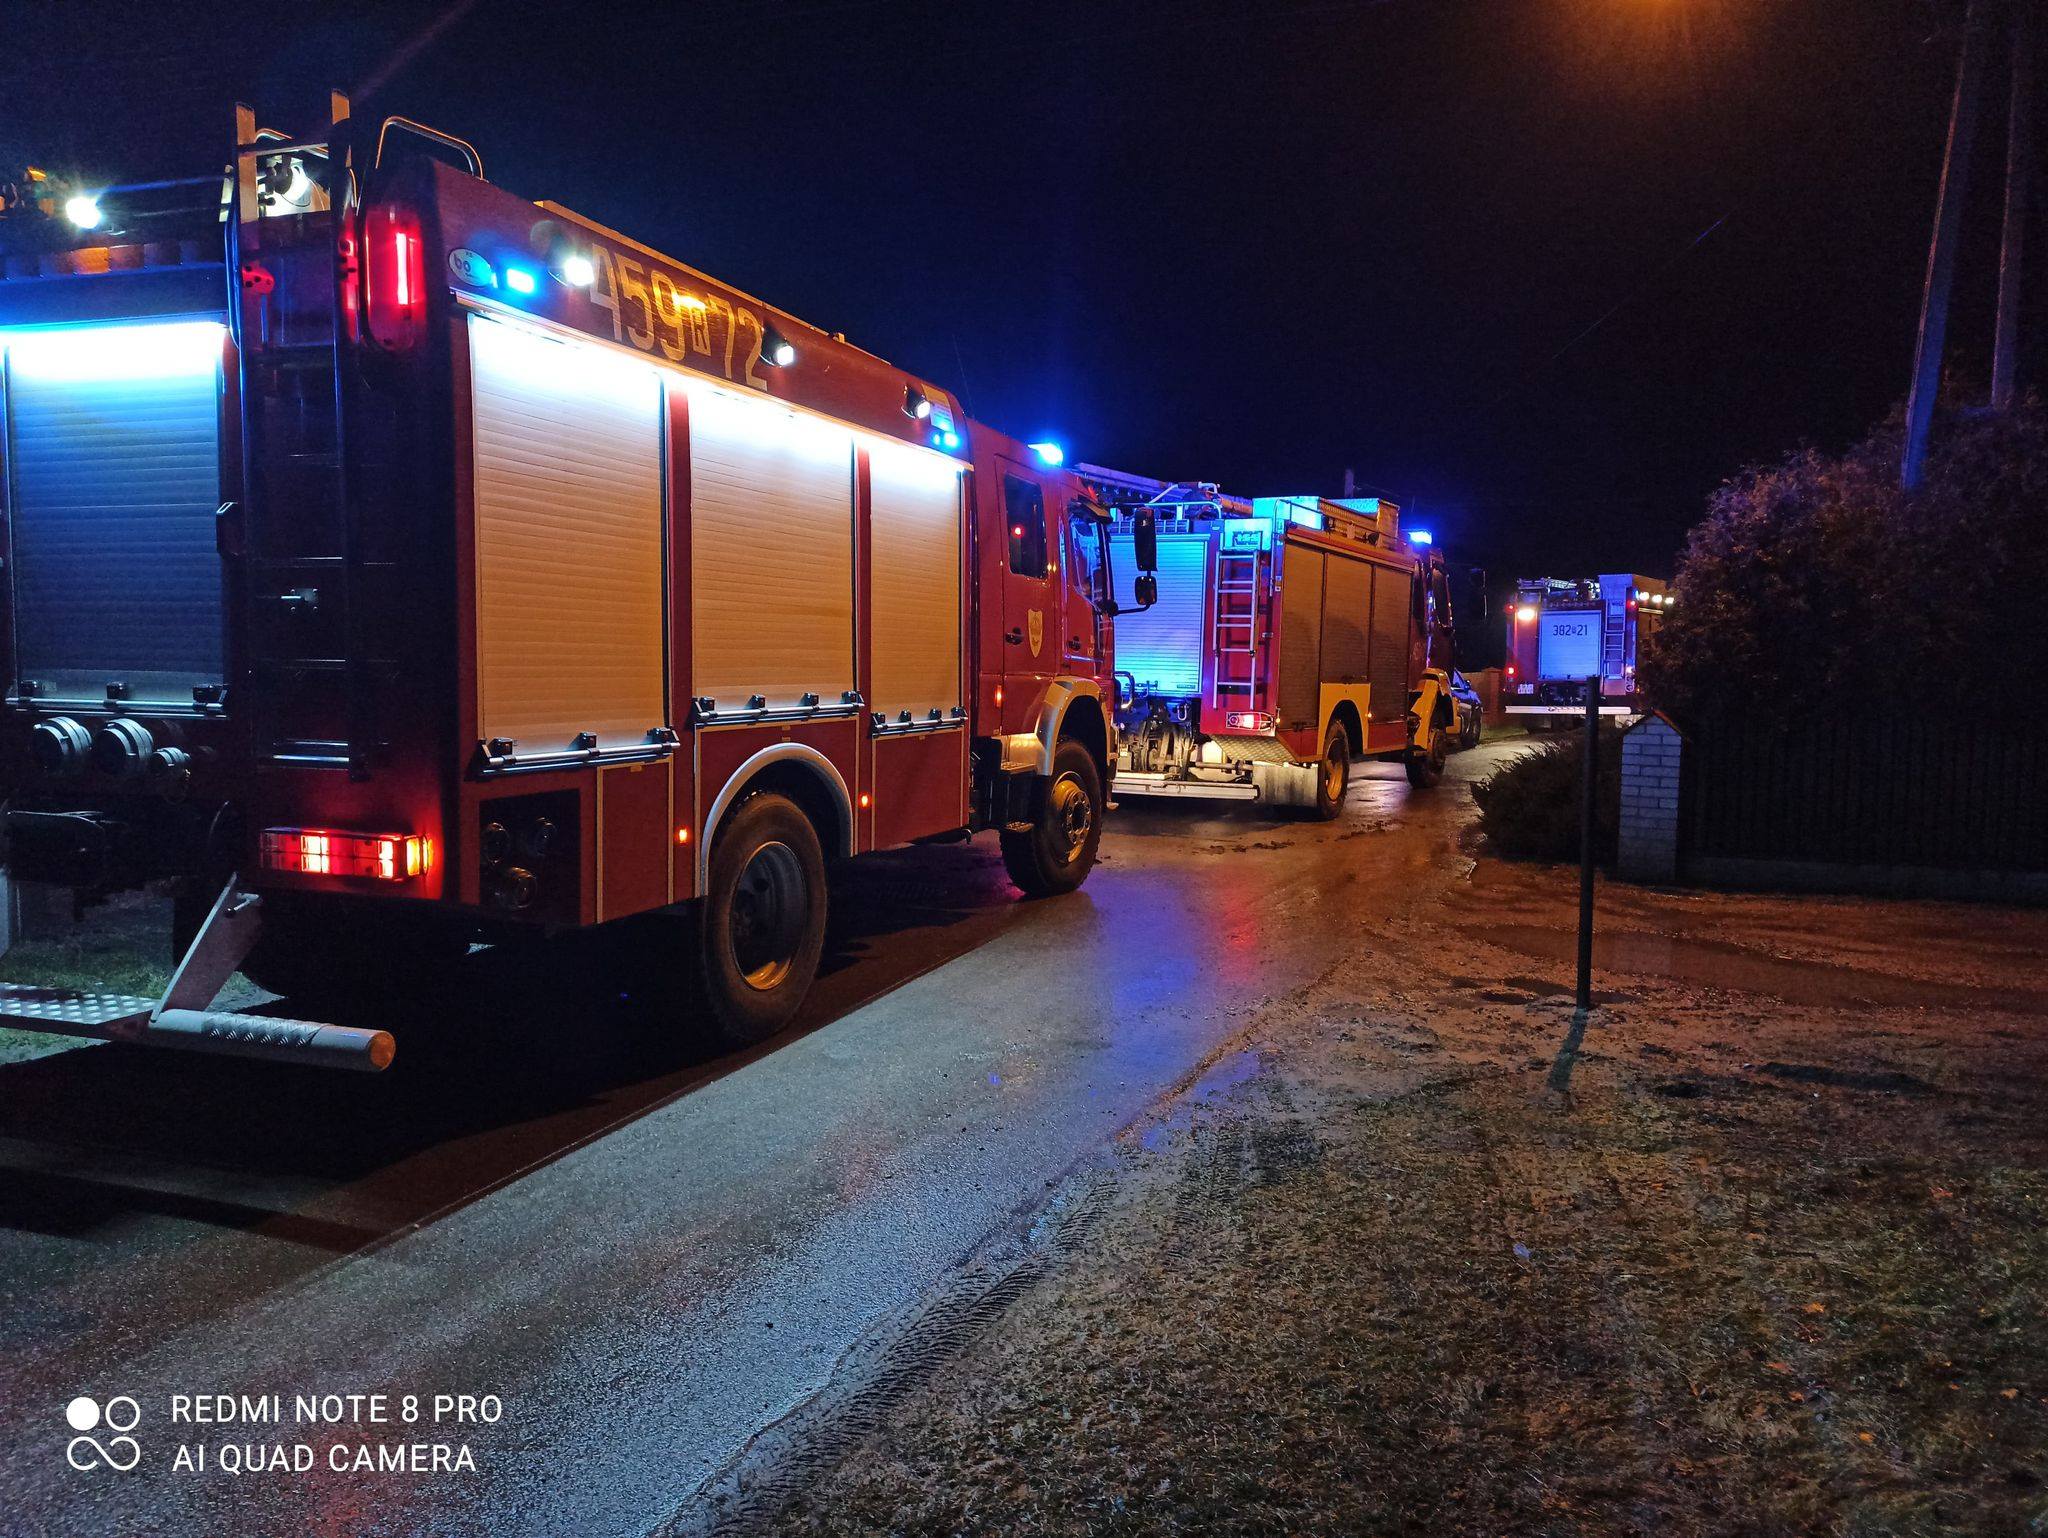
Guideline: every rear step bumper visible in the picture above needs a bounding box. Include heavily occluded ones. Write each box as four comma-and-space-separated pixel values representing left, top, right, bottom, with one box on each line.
1113, 770, 1261, 800
0, 985, 395, 1071
0, 878, 395, 1071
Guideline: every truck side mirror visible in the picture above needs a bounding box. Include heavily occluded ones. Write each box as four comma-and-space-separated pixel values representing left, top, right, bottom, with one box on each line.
1133, 509, 1158, 573
1133, 572, 1158, 610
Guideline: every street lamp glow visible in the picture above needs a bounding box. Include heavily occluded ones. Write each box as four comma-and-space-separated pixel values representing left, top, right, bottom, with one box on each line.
64, 194, 102, 230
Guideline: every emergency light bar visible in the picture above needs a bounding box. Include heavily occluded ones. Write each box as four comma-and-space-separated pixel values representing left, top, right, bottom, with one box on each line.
261, 828, 426, 882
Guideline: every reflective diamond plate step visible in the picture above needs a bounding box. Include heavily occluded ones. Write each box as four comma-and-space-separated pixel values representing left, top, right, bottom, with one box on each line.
0, 983, 153, 1033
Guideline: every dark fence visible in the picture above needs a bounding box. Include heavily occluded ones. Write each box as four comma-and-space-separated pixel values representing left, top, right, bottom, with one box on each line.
1684, 712, 2048, 875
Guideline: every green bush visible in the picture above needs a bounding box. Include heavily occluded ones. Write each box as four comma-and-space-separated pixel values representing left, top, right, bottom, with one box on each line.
1471, 729, 1620, 863
1642, 396, 2048, 725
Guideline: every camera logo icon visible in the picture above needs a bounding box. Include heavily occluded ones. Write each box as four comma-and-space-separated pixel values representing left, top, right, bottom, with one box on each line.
65, 1396, 141, 1471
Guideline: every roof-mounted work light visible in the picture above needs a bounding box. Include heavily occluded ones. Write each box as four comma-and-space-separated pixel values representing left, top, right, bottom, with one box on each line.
904, 385, 932, 420
1028, 440, 1065, 468
557, 252, 596, 287
760, 323, 796, 368
63, 193, 102, 230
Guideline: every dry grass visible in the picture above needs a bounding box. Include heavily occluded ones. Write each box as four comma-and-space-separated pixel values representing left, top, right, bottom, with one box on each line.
777, 879, 2048, 1536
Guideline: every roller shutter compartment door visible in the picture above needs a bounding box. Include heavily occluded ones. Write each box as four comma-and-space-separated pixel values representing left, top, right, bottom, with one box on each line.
688, 382, 855, 709
1108, 532, 1208, 699
1320, 553, 1372, 683
468, 315, 667, 755
3, 319, 226, 706
1276, 544, 1325, 730
867, 438, 963, 721
1368, 563, 1412, 714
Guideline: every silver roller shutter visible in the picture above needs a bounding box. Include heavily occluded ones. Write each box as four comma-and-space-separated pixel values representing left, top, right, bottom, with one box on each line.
468, 314, 667, 755
3, 319, 226, 705
1109, 531, 1208, 698
866, 437, 962, 721
687, 381, 855, 710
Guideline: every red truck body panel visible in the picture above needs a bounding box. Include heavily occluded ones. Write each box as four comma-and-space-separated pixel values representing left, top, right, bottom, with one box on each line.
0, 130, 1115, 934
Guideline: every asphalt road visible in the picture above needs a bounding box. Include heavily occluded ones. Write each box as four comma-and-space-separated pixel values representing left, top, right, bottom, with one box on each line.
0, 741, 1520, 1538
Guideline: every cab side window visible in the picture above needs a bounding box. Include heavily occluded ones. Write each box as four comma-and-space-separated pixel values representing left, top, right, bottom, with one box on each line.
1067, 515, 1107, 606
1004, 476, 1048, 579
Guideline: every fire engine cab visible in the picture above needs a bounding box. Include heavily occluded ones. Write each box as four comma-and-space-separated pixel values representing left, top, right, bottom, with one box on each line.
1082, 469, 1457, 815
0, 99, 1139, 1068
1503, 574, 1669, 726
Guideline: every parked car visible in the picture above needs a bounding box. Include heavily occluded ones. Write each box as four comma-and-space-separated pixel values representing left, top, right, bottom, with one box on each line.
1448, 670, 1484, 749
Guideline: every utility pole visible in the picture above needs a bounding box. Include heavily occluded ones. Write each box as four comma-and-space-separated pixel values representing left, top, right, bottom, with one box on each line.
1992, 0, 2035, 411
1904, 0, 1994, 487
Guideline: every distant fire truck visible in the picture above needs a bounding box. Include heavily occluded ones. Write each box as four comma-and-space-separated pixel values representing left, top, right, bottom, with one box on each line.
0, 99, 1145, 1068
1503, 574, 1669, 726
1080, 470, 1457, 815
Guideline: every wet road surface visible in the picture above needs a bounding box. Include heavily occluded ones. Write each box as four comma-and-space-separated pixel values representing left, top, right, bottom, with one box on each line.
0, 744, 1518, 1537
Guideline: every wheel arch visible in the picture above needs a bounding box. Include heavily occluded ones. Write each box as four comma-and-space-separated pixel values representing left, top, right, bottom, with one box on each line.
1325, 699, 1365, 759
698, 744, 854, 889
1057, 691, 1110, 780
1000, 676, 1111, 779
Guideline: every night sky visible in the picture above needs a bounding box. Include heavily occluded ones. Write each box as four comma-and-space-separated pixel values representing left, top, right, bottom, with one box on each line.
6, 0, 2038, 632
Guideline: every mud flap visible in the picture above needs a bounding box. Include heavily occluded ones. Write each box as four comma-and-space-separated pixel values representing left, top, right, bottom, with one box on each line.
1250, 760, 1320, 808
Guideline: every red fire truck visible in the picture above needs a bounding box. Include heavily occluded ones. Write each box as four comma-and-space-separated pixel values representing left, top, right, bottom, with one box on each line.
0, 100, 1140, 1069
1502, 574, 1669, 727
1080, 470, 1457, 815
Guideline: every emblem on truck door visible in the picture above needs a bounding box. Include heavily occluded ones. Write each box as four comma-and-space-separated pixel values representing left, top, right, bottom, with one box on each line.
1028, 609, 1044, 658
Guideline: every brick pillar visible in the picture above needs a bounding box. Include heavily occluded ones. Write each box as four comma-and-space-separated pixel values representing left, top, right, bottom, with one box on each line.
1618, 714, 1683, 883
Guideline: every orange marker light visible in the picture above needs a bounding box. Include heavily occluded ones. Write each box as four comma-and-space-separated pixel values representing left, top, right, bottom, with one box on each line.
859, 793, 871, 809
675, 826, 691, 845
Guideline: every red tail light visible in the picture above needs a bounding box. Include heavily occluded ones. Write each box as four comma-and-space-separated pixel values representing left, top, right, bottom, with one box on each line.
262, 828, 426, 882
1224, 711, 1274, 731
363, 203, 424, 351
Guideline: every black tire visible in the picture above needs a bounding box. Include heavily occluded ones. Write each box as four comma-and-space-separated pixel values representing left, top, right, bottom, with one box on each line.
1000, 739, 1103, 897
1405, 731, 1447, 788
1463, 714, 1483, 750
1311, 722, 1350, 820
698, 792, 828, 1047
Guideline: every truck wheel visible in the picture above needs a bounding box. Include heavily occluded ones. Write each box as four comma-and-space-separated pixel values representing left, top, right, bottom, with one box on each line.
1405, 734, 1447, 788
1000, 740, 1103, 898
1312, 724, 1350, 820
699, 792, 828, 1047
